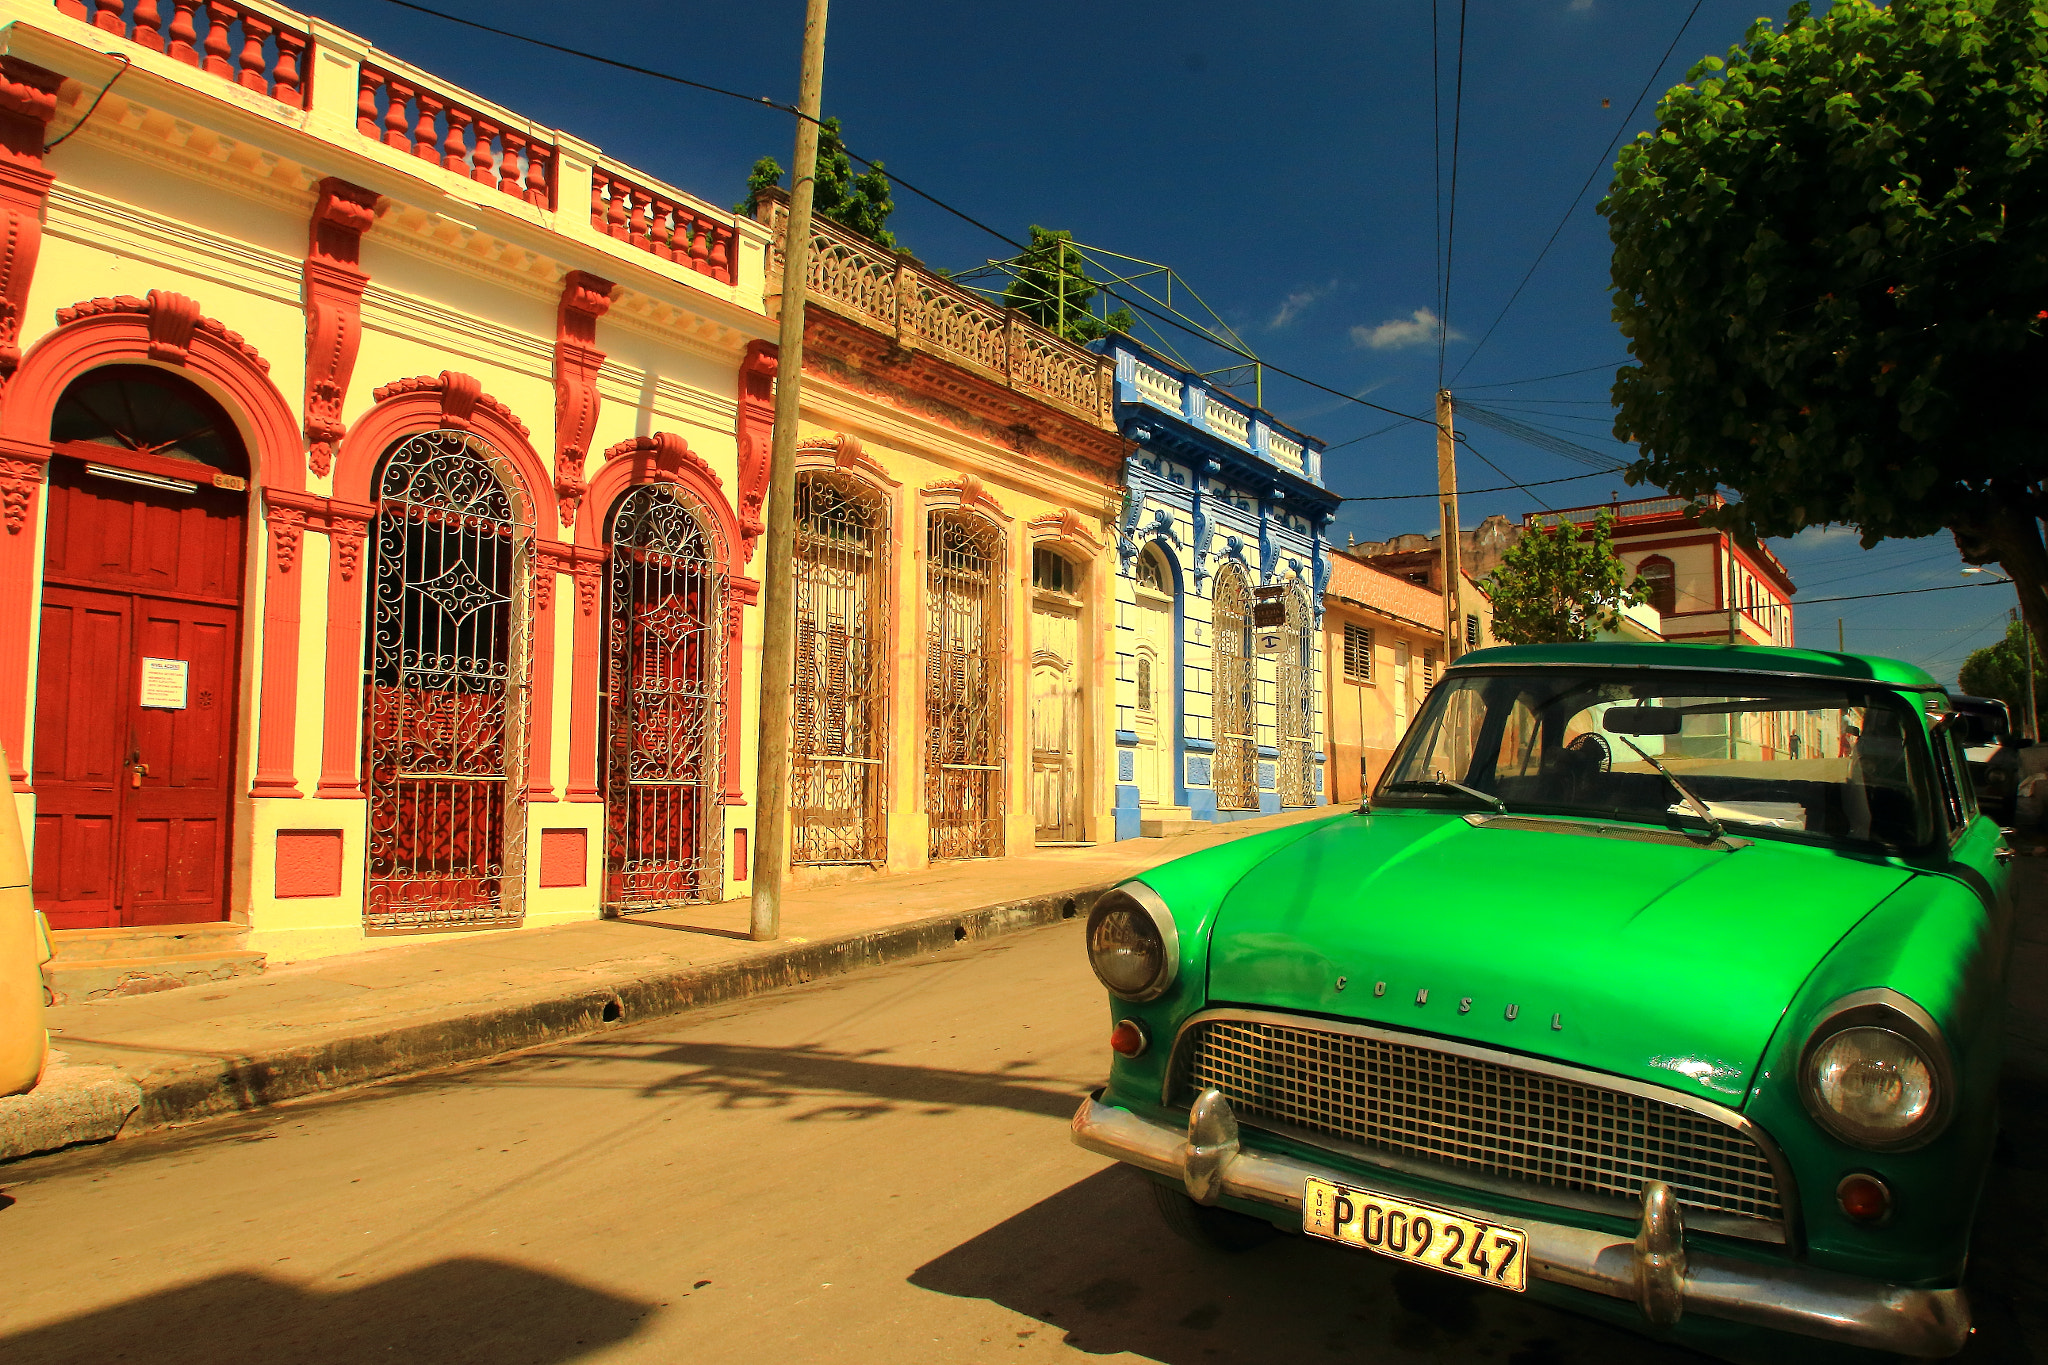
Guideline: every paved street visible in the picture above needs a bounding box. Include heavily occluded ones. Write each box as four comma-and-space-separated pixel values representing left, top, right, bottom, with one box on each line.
4, 910, 2044, 1365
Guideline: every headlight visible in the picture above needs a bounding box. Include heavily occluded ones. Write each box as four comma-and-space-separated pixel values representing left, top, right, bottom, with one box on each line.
1086, 884, 1179, 1002
1799, 990, 1952, 1151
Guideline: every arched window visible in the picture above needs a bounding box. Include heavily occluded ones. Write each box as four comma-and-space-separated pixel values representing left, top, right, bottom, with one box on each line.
793, 471, 889, 866
1211, 564, 1256, 810
1637, 555, 1676, 618
364, 430, 533, 931
1136, 651, 1154, 714
1276, 582, 1314, 806
1137, 545, 1169, 593
51, 364, 251, 475
926, 508, 1005, 859
603, 483, 727, 911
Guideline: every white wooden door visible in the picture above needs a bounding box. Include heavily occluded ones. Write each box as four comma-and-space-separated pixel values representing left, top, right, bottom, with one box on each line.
1393, 639, 1411, 739
1132, 584, 1173, 804
1031, 600, 1082, 842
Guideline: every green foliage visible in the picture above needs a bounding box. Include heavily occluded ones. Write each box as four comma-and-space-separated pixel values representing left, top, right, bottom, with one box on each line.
1600, 0, 2048, 644
1959, 617, 2046, 723
1002, 227, 1136, 344
738, 117, 897, 250
1481, 511, 1648, 645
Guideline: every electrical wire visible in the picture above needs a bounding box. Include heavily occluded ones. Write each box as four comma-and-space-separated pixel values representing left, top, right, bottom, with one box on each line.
1453, 399, 1631, 470
370, 0, 1444, 433
44, 52, 130, 151
1439, 0, 1471, 388
1448, 0, 1705, 384
1460, 361, 1631, 390
1336, 468, 1617, 503
1795, 579, 2009, 607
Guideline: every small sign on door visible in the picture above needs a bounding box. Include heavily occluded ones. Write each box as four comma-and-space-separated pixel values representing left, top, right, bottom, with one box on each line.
139, 657, 189, 709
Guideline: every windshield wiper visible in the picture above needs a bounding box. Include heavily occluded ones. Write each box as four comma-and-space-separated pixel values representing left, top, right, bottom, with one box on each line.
1383, 773, 1506, 814
1612, 734, 1725, 841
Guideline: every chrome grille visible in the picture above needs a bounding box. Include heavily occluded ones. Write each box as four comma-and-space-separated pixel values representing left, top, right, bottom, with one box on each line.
1180, 1016, 1783, 1225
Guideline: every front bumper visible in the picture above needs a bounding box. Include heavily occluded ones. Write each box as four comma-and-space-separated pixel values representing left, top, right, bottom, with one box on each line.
1073, 1090, 1970, 1358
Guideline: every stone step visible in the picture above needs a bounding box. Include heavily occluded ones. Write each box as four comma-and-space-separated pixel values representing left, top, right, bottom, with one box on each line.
43, 950, 267, 1007
1139, 807, 1200, 838
47, 922, 249, 963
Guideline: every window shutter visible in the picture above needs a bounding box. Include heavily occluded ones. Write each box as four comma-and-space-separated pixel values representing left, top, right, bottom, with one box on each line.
1343, 623, 1372, 682
1465, 614, 1480, 648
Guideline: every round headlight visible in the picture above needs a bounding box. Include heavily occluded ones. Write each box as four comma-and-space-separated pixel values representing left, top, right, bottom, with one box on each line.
1086, 885, 1179, 1002
1799, 991, 1952, 1151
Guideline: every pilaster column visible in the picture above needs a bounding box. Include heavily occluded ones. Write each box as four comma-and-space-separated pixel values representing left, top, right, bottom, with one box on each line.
315, 500, 372, 797
566, 553, 603, 801
528, 546, 564, 800
253, 490, 317, 798
0, 443, 49, 783
723, 576, 758, 805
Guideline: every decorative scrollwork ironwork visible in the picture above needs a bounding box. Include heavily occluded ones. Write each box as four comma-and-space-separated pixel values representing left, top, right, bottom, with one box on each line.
1212, 564, 1257, 811
926, 508, 1006, 860
364, 429, 533, 931
603, 483, 726, 912
1276, 582, 1315, 806
793, 472, 891, 866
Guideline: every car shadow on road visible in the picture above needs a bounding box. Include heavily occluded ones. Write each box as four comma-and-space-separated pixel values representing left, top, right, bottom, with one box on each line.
0, 1257, 657, 1365
910, 1165, 1716, 1365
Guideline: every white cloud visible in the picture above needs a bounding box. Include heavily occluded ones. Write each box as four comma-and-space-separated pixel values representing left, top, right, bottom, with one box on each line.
1567, 0, 1594, 12
1779, 524, 1864, 553
1352, 307, 1461, 351
1269, 282, 1335, 329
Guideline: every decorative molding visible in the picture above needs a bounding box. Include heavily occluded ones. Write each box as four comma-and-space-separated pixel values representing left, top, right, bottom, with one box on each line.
734, 338, 776, 562
268, 504, 307, 574
601, 431, 719, 487
795, 432, 896, 486
54, 292, 270, 372
0, 59, 59, 393
371, 371, 528, 436
0, 453, 43, 533
552, 269, 614, 529
574, 559, 601, 616
533, 565, 554, 612
1026, 507, 1101, 553
302, 178, 378, 479
920, 473, 1011, 521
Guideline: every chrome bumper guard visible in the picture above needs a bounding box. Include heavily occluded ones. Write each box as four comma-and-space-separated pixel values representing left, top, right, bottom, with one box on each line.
1072, 1089, 1970, 1359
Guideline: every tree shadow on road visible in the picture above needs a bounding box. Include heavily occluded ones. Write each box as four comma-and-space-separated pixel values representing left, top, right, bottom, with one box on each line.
910, 1165, 1716, 1365
0, 1256, 657, 1365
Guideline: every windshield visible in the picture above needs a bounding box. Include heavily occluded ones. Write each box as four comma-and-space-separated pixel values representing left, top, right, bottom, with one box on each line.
1379, 668, 1939, 850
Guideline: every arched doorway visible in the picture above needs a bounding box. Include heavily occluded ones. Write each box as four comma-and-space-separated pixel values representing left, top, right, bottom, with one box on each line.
926, 508, 1005, 860
1030, 545, 1084, 844
603, 483, 726, 911
1211, 564, 1257, 811
792, 471, 889, 866
33, 366, 250, 929
1277, 582, 1314, 805
363, 430, 533, 932
1130, 545, 1175, 808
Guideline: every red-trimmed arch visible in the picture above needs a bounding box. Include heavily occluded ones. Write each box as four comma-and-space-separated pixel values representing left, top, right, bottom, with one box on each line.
331, 373, 554, 529
0, 295, 305, 789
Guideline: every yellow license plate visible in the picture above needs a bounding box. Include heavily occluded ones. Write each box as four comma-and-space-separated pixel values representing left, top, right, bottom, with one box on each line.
1303, 1177, 1528, 1292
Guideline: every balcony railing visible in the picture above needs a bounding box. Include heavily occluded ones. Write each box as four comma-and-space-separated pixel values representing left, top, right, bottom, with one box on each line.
759, 188, 1111, 428
60, 0, 309, 108
356, 61, 554, 209
591, 166, 736, 285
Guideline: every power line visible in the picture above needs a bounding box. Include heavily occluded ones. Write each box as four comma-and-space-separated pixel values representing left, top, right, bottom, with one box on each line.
1796, 579, 2008, 607
1337, 468, 1618, 503
1461, 361, 1631, 390
1453, 399, 1631, 470
1458, 434, 1560, 511
1448, 0, 1705, 384
1323, 419, 1410, 452
1431, 0, 1444, 391
1439, 0, 1471, 387
369, 0, 1444, 434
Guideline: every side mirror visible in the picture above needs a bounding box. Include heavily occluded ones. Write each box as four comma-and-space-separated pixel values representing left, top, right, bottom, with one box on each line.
1603, 707, 1684, 736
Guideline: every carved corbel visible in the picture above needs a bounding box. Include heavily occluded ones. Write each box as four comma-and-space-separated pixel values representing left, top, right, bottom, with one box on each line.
438, 370, 484, 428
302, 178, 377, 478
552, 270, 614, 529
573, 559, 602, 616
268, 504, 306, 573
0, 453, 44, 533
0, 59, 59, 392
144, 289, 204, 363
734, 339, 777, 562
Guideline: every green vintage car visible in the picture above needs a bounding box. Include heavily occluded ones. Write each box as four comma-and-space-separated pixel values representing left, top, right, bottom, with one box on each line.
1074, 644, 2011, 1359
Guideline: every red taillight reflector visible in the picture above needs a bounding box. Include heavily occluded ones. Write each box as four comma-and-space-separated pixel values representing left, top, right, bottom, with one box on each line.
1837, 1173, 1892, 1224
1109, 1019, 1148, 1058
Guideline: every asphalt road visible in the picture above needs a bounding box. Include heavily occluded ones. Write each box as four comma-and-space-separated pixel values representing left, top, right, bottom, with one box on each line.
0, 915, 2037, 1365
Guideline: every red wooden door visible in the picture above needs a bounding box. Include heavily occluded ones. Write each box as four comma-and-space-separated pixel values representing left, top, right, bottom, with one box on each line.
31, 452, 246, 929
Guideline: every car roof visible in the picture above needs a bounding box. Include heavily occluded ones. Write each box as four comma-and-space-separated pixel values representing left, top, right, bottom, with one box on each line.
1448, 642, 1942, 690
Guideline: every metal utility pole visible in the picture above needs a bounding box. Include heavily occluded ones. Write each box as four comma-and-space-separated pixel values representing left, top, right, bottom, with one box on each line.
1436, 389, 1463, 661
749, 0, 829, 943
1726, 541, 1739, 644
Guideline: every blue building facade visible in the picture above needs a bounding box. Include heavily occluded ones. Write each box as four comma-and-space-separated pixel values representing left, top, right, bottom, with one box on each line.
1099, 339, 1339, 840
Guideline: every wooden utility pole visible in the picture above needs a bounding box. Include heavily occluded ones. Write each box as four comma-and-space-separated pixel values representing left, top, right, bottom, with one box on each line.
749, 0, 830, 942
1436, 389, 1463, 660
1726, 541, 1739, 644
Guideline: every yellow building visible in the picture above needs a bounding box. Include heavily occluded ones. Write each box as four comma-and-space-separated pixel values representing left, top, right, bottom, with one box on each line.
0, 0, 797, 985
754, 191, 1125, 874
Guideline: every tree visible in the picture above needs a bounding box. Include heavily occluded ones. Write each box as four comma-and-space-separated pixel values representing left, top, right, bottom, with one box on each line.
738, 116, 897, 249
1481, 511, 1648, 645
1959, 616, 2045, 725
1002, 227, 1135, 345
1601, 0, 2048, 652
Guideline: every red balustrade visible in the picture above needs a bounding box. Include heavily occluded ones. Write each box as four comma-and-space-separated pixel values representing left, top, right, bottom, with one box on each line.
591, 170, 735, 284
355, 65, 556, 210
56, 0, 308, 108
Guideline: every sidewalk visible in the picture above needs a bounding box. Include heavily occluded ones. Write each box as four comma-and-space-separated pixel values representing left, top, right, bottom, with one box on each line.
0, 806, 1339, 1163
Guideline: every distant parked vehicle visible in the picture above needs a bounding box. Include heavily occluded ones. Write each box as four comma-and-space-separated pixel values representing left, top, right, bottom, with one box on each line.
1075, 644, 2010, 1360
1952, 695, 2021, 823
0, 746, 49, 1095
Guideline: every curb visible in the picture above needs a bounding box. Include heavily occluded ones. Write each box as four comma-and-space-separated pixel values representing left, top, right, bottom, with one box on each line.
1, 882, 1109, 1163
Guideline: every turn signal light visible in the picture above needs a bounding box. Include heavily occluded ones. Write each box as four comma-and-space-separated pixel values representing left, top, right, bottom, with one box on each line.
1109, 1019, 1148, 1058
1837, 1172, 1893, 1224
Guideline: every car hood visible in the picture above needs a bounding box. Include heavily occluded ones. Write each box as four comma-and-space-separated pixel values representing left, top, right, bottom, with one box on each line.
1202, 809, 1917, 1104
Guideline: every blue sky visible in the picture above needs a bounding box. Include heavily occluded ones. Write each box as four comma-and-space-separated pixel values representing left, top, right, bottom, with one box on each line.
303, 0, 2006, 683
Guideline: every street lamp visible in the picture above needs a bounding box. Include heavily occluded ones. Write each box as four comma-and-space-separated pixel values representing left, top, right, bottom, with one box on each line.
1964, 567, 2035, 739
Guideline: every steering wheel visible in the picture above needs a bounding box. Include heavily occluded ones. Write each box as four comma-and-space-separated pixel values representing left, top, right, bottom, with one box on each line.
1565, 732, 1611, 772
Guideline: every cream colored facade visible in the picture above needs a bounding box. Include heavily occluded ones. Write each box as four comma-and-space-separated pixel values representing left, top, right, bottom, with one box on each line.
0, 1, 786, 966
